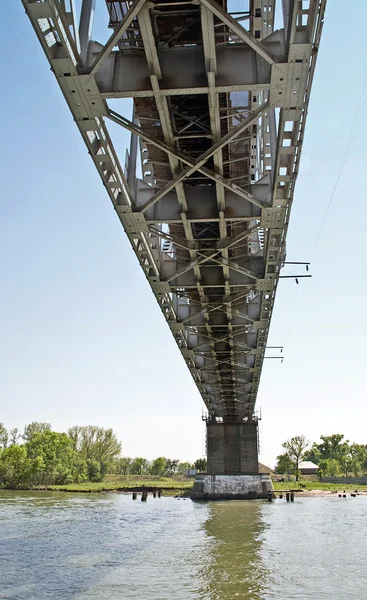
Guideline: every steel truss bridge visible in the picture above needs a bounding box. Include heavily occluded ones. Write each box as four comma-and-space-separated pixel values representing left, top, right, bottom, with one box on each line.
22, 0, 326, 423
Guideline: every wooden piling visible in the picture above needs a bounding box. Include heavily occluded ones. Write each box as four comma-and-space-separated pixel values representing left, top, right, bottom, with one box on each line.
132, 492, 137, 500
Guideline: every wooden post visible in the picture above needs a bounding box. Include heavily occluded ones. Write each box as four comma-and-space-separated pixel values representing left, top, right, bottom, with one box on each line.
290, 492, 294, 502
286, 492, 290, 502
132, 492, 137, 500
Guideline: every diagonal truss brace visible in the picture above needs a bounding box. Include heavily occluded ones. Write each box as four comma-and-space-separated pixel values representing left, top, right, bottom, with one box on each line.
138, 101, 269, 212
107, 110, 268, 210
199, 0, 276, 65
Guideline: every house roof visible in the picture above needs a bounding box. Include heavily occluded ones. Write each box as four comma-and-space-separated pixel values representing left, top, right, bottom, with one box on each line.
259, 462, 274, 474
299, 461, 319, 470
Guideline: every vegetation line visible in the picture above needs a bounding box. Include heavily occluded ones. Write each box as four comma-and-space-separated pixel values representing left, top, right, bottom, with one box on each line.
0, 422, 205, 489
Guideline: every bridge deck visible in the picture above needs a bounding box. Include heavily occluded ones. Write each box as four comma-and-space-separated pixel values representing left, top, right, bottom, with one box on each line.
21, 0, 326, 422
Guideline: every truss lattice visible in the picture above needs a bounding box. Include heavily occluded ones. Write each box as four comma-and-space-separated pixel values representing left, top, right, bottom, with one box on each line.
21, 0, 326, 422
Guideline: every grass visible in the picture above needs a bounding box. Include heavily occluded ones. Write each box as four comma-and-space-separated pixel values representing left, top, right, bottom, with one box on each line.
38, 475, 194, 496
20, 476, 367, 496
273, 480, 367, 492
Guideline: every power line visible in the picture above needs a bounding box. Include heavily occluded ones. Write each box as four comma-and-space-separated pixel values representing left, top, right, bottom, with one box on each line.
310, 77, 367, 256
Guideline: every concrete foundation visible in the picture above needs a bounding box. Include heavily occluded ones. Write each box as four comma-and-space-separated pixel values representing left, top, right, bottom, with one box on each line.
191, 474, 273, 500
191, 420, 273, 500
207, 421, 259, 475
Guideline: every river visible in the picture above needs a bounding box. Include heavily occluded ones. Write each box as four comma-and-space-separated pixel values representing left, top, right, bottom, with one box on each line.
0, 490, 366, 599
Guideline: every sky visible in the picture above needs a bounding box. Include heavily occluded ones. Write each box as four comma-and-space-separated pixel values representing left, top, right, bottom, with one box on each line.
1, 1, 366, 468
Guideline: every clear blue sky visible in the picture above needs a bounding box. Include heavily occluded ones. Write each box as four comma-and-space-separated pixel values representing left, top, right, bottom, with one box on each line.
1, 2, 366, 467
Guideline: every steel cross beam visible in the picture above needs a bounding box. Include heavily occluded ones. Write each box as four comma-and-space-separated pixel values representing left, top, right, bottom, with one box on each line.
138, 102, 269, 213
107, 110, 267, 209
20, 0, 326, 422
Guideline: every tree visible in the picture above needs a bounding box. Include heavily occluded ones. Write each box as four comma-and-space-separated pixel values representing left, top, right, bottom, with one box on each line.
315, 434, 349, 462
150, 457, 167, 476
86, 459, 102, 482
23, 422, 51, 442
68, 426, 121, 465
0, 445, 31, 488
130, 457, 149, 475
165, 459, 179, 476
318, 458, 341, 476
194, 458, 207, 472
0, 423, 8, 449
282, 435, 309, 481
303, 446, 321, 465
26, 430, 81, 486
115, 457, 132, 475
9, 428, 21, 446
349, 444, 367, 474
275, 453, 296, 475
176, 462, 193, 476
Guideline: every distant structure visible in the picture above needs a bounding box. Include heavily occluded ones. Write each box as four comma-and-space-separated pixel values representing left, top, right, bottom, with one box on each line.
21, 0, 326, 499
299, 461, 319, 476
258, 463, 274, 476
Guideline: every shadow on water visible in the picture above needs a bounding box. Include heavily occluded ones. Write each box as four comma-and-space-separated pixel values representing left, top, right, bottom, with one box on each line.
199, 501, 269, 600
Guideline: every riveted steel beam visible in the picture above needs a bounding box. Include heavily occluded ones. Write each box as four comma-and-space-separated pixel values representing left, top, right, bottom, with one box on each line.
21, 0, 326, 422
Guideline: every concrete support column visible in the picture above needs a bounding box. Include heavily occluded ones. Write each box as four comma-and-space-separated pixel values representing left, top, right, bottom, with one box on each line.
206, 421, 259, 475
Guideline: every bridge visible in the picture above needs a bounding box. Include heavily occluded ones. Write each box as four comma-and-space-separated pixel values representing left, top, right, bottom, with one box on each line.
21, 0, 326, 498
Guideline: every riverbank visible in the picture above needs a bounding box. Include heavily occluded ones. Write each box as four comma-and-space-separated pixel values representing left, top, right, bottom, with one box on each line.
272, 481, 367, 492
2, 476, 367, 497
34, 475, 193, 496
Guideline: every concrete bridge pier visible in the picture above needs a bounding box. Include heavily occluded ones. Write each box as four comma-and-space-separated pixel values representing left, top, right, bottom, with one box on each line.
192, 421, 273, 500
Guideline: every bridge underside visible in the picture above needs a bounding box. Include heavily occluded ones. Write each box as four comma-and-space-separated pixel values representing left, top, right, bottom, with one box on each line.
22, 0, 325, 474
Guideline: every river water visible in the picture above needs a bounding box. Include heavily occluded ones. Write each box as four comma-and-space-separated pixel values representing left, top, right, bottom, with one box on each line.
0, 491, 366, 599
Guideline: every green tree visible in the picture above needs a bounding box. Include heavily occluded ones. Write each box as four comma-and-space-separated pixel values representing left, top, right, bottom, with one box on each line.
0, 445, 31, 488
303, 446, 321, 465
194, 458, 207, 472
349, 444, 367, 474
150, 457, 167, 476
319, 458, 341, 476
282, 435, 309, 481
26, 430, 80, 485
71, 454, 88, 483
165, 459, 179, 476
115, 457, 132, 475
176, 462, 193, 476
86, 459, 102, 482
23, 422, 51, 442
315, 434, 349, 462
0, 423, 9, 449
130, 457, 149, 475
275, 453, 296, 474
68, 426, 121, 465
9, 428, 21, 446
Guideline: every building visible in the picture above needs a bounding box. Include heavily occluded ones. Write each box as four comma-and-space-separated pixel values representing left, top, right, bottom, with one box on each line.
259, 463, 274, 475
299, 461, 319, 475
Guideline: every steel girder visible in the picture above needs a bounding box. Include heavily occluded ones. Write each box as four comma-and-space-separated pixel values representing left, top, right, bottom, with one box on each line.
21, 0, 326, 421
